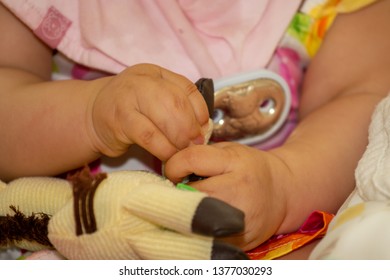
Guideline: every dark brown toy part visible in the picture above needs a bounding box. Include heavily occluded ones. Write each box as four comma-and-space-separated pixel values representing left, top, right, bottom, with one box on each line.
195, 78, 214, 118
191, 197, 248, 260
67, 166, 107, 236
0, 205, 52, 248
211, 240, 249, 260
191, 197, 245, 237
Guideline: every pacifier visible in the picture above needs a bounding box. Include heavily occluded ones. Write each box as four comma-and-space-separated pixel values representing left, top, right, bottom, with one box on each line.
210, 70, 291, 146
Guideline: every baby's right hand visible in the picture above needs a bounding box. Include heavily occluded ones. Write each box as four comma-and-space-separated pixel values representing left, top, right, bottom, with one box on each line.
87, 63, 210, 160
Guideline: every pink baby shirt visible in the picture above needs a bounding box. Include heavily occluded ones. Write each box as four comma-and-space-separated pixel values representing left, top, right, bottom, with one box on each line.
1, 0, 301, 81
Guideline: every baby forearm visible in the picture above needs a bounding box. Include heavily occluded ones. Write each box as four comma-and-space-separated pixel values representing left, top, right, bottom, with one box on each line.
272, 91, 384, 233
0, 68, 102, 181
274, 0, 390, 233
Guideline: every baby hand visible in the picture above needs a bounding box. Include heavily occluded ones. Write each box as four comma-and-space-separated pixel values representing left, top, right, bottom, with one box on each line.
164, 142, 290, 251
87, 64, 210, 160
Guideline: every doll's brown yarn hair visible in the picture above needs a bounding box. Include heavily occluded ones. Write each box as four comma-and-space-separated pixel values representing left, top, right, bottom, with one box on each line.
0, 205, 52, 248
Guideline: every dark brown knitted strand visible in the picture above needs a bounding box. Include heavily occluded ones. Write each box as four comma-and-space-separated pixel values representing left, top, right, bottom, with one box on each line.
0, 205, 52, 247
68, 167, 107, 236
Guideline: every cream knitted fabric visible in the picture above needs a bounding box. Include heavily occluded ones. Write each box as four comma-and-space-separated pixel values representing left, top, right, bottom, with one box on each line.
354, 94, 390, 202
0, 170, 221, 259
48, 171, 211, 259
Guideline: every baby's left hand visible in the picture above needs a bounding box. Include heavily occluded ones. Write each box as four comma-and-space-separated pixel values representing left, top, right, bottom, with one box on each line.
164, 142, 290, 251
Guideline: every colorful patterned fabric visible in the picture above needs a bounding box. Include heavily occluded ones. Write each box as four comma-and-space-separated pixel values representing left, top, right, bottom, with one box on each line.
246, 211, 334, 259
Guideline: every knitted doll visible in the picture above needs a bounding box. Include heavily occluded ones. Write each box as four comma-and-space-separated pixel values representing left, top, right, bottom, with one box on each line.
0, 167, 247, 260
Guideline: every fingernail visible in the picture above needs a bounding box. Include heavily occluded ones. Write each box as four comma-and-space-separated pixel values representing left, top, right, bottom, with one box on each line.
192, 135, 205, 145
202, 119, 213, 143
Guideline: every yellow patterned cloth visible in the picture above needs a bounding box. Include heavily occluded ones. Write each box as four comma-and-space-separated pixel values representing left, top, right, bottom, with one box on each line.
286, 0, 377, 58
